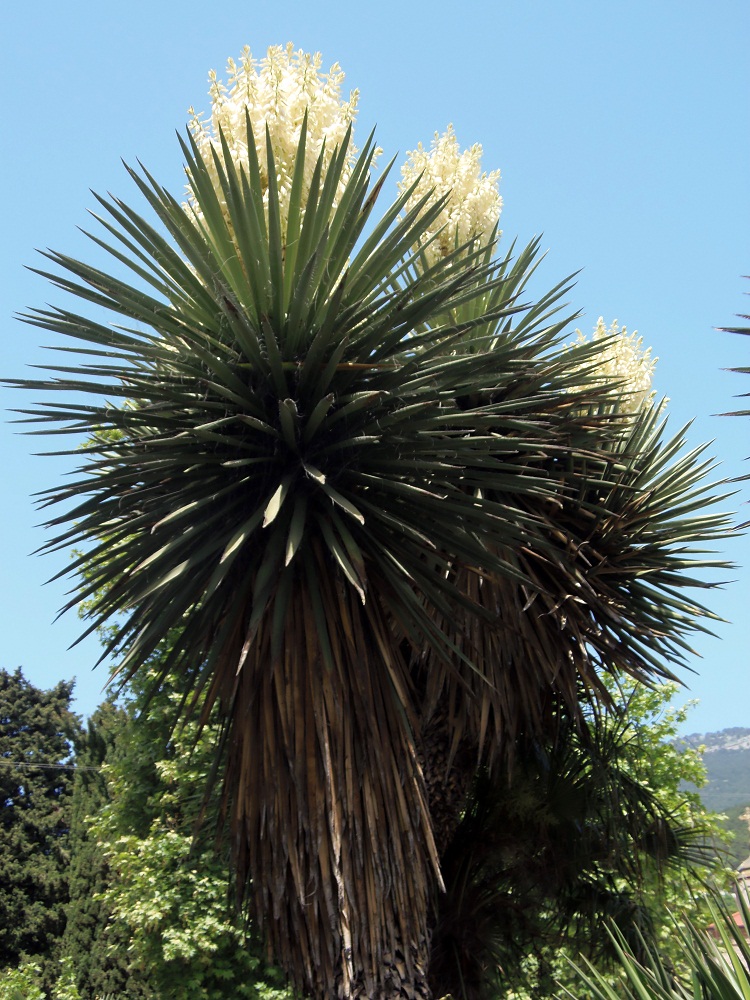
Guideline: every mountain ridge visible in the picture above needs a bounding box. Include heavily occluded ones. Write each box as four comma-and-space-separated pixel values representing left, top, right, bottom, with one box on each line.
680, 727, 750, 754
678, 727, 750, 814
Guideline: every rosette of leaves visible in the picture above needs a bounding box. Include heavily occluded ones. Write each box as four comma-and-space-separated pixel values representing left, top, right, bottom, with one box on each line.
12, 102, 731, 999
411, 294, 732, 797
563, 890, 750, 999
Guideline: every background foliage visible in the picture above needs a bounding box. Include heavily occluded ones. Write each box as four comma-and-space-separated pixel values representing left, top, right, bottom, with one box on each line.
430, 680, 731, 1000
88, 654, 290, 1000
0, 669, 78, 992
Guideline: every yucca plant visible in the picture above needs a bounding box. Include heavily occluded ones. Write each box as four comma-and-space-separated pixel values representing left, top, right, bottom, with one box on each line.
562, 889, 750, 999
721, 286, 750, 426
10, 45, 732, 999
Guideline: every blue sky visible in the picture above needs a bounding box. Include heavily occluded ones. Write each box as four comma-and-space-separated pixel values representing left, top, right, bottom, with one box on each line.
2, 0, 748, 735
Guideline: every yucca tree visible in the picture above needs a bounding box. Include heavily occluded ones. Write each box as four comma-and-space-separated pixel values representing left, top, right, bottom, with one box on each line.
722, 288, 750, 424
10, 45, 732, 999
563, 890, 750, 999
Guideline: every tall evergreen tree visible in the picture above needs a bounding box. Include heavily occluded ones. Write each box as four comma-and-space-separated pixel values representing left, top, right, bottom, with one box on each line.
0, 668, 78, 989
62, 699, 139, 999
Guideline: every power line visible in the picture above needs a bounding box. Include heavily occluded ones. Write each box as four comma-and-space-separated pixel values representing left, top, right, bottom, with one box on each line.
0, 759, 102, 772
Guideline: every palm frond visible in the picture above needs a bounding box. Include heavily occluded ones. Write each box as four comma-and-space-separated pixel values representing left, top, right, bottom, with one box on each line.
430, 696, 718, 1000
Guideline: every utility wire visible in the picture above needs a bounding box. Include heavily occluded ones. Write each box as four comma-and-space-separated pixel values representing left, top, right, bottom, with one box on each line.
0, 759, 103, 772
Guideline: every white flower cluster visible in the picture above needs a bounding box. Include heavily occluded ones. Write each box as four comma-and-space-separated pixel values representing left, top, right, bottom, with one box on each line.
398, 125, 502, 267
187, 43, 360, 231
572, 318, 656, 412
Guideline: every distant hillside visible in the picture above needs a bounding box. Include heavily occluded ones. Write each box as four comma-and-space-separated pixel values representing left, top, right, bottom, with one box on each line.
679, 727, 750, 813
718, 803, 750, 868
674, 727, 750, 869
682, 728, 750, 755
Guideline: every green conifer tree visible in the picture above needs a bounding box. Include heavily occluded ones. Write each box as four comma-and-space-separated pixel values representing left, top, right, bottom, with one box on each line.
62, 700, 144, 999
0, 668, 79, 991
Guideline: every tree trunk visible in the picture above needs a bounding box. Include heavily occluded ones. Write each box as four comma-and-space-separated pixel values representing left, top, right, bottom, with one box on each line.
418, 708, 477, 859
336, 937, 432, 1000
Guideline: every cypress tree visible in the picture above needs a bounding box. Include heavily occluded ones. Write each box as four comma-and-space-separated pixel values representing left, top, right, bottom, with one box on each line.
62, 699, 144, 999
0, 667, 78, 989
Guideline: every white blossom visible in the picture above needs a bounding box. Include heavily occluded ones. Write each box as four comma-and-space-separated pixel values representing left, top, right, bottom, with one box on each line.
571, 318, 656, 412
398, 125, 502, 267
187, 43, 360, 231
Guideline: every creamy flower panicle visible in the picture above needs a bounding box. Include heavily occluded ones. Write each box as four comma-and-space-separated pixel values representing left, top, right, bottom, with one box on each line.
188, 43, 360, 231
572, 318, 656, 412
398, 125, 503, 267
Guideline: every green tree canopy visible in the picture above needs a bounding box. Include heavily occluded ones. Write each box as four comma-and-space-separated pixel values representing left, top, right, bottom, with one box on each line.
0, 668, 79, 989
88, 652, 289, 1000
62, 699, 140, 999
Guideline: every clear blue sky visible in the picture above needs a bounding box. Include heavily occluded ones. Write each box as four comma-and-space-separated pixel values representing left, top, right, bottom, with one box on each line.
2, 0, 748, 735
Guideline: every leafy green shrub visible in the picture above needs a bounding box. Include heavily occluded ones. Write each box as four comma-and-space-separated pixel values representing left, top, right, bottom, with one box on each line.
0, 962, 45, 1000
